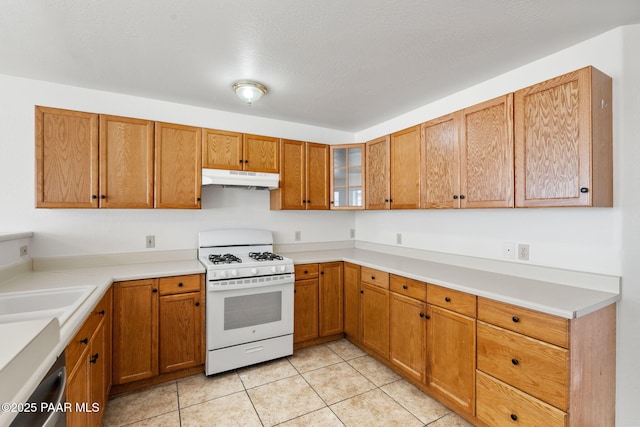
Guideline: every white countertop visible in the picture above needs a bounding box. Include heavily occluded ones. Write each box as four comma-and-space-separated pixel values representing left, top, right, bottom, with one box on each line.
281, 248, 620, 319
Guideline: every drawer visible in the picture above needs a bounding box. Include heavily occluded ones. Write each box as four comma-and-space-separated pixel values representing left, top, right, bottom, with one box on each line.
295, 263, 319, 280
158, 274, 201, 295
390, 274, 426, 301
476, 370, 567, 427
361, 267, 389, 289
426, 284, 476, 317
477, 297, 569, 348
66, 316, 95, 371
477, 321, 569, 410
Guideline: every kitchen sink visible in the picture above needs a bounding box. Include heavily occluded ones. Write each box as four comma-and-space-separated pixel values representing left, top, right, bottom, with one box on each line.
0, 286, 96, 325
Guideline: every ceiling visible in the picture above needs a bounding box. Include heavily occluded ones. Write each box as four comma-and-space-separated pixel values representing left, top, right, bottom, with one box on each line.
2, 1, 640, 132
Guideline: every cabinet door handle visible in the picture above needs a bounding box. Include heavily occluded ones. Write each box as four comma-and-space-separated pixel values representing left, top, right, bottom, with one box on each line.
384, 199, 389, 203
511, 358, 519, 366
445, 297, 451, 302
453, 195, 458, 199
580, 187, 589, 193
402, 285, 408, 290
304, 270, 308, 274
197, 197, 201, 201
419, 312, 424, 317
512, 316, 520, 323
510, 414, 518, 421
195, 301, 200, 307
152, 288, 158, 293
100, 195, 106, 199
371, 276, 375, 280
425, 314, 430, 320
90, 353, 99, 364
178, 282, 184, 287
80, 338, 89, 345
244, 160, 249, 163
97, 310, 105, 315
239, 160, 244, 164
91, 195, 97, 199
360, 290, 364, 294
320, 271, 324, 275
460, 195, 465, 200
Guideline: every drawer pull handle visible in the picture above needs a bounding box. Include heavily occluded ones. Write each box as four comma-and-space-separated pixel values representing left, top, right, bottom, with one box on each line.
510, 414, 518, 421
304, 270, 308, 274
445, 297, 451, 302
178, 282, 184, 287
512, 358, 519, 366
403, 285, 408, 290
512, 316, 520, 323
80, 338, 89, 345
371, 276, 376, 280
97, 310, 105, 315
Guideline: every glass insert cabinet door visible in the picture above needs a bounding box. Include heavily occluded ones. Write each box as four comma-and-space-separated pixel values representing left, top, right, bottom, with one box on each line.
330, 144, 365, 209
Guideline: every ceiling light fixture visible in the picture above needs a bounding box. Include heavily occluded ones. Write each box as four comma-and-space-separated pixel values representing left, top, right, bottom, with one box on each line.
233, 81, 268, 105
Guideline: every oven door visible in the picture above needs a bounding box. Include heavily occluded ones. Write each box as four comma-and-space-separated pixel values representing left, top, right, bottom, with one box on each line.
207, 280, 294, 350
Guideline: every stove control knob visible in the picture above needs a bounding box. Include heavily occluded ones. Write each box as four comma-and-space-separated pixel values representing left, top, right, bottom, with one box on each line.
270, 266, 277, 273
279, 265, 286, 272
230, 269, 238, 277
220, 271, 227, 278
251, 268, 258, 275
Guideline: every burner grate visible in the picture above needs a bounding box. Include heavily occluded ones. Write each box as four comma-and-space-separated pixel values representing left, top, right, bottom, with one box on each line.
209, 253, 242, 264
248, 251, 284, 262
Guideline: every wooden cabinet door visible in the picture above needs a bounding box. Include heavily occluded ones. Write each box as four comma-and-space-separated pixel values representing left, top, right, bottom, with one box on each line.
272, 139, 305, 210
35, 106, 99, 208
365, 135, 390, 209
421, 113, 461, 209
426, 305, 476, 415
294, 279, 319, 343
514, 66, 612, 207
89, 318, 108, 426
113, 279, 158, 385
361, 282, 389, 359
243, 134, 279, 173
319, 262, 343, 336
159, 292, 202, 373
66, 350, 90, 427
460, 94, 514, 208
390, 292, 426, 382
343, 262, 361, 342
99, 115, 154, 208
306, 142, 330, 210
390, 126, 421, 209
202, 128, 244, 170
154, 122, 202, 209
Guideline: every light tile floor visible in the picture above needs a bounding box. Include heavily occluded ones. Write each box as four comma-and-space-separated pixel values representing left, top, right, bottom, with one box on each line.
103, 339, 474, 427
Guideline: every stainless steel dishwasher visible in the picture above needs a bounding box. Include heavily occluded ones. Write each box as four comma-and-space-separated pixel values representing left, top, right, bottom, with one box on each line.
9, 352, 66, 427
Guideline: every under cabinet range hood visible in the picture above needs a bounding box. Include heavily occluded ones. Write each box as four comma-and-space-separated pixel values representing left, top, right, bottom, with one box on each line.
202, 168, 280, 190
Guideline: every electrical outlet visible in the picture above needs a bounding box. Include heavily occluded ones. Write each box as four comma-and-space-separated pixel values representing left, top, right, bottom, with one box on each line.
146, 235, 155, 248
19, 245, 28, 256
295, 231, 301, 241
396, 233, 402, 245
517, 244, 530, 261
350, 229, 355, 239
503, 242, 515, 259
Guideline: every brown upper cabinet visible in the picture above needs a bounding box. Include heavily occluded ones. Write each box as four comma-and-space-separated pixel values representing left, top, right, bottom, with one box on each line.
203, 129, 279, 173
270, 139, 330, 210
35, 106, 100, 208
421, 94, 514, 208
99, 115, 155, 208
365, 135, 391, 209
330, 144, 365, 209
390, 126, 421, 209
155, 122, 202, 209
514, 66, 612, 207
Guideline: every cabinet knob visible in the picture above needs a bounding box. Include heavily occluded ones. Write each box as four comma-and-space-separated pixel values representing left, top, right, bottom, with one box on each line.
97, 310, 105, 315
244, 160, 249, 163
320, 271, 324, 275
460, 195, 465, 200
511, 358, 519, 366
90, 353, 99, 364
371, 276, 375, 280
360, 290, 364, 294
304, 270, 308, 274
195, 301, 200, 307
445, 296, 451, 302
152, 288, 158, 293
178, 282, 184, 287
419, 312, 425, 317
100, 195, 106, 199
453, 195, 458, 199
580, 187, 589, 193
425, 314, 431, 320
512, 316, 520, 323
402, 285, 408, 290
389, 199, 393, 203
239, 160, 244, 164
510, 414, 518, 421
80, 338, 89, 345
91, 195, 97, 199
197, 197, 201, 201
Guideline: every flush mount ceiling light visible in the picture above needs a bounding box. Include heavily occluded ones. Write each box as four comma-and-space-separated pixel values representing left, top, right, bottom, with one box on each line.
233, 81, 268, 105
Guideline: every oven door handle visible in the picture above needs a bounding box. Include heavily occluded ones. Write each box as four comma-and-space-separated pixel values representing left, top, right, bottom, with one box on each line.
244, 345, 264, 354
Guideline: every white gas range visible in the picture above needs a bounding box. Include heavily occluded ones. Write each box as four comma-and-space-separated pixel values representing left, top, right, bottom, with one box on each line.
198, 229, 294, 375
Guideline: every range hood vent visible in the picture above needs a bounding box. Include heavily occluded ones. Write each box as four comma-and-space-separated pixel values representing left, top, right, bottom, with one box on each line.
202, 168, 279, 190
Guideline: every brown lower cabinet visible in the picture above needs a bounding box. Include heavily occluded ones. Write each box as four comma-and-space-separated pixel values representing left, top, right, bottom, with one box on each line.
360, 267, 390, 358
66, 288, 112, 427
112, 274, 204, 386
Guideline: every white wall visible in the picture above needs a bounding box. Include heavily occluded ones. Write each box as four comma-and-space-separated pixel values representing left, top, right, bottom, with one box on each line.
356, 26, 640, 425
0, 75, 356, 257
